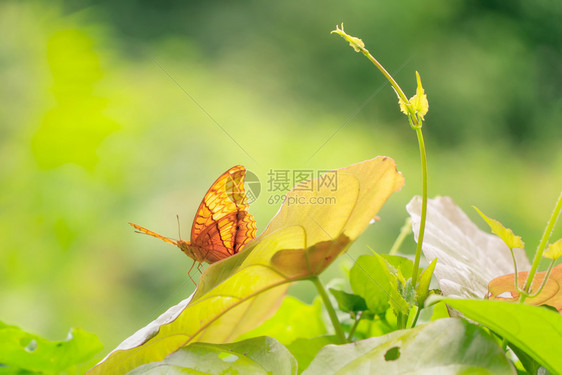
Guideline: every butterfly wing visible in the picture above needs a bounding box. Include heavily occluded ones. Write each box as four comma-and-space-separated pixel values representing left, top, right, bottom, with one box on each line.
190, 165, 257, 262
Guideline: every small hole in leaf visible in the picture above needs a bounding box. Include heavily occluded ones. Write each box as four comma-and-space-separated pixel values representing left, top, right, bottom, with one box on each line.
24, 339, 37, 352
384, 346, 400, 361
498, 292, 513, 299
218, 351, 238, 363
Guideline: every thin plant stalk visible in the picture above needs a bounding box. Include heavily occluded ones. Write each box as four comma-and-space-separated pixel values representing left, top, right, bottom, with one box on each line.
389, 217, 412, 255
354, 45, 427, 288
347, 312, 362, 341
310, 276, 347, 344
411, 127, 428, 284
520, 191, 562, 303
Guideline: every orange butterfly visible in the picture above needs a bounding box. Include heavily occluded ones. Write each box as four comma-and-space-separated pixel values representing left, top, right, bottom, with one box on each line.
129, 165, 257, 283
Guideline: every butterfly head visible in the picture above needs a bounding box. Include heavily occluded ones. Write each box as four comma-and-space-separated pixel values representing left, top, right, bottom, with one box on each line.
177, 240, 205, 263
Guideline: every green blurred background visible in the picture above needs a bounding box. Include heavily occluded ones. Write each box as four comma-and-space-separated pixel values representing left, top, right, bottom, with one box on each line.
1, 0, 560, 360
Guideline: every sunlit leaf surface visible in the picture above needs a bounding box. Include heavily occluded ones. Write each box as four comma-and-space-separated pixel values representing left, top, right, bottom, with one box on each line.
444, 298, 562, 375
128, 336, 297, 375
0, 321, 102, 373
88, 156, 404, 374
350, 254, 408, 316
238, 296, 327, 344
302, 318, 514, 375
487, 263, 562, 312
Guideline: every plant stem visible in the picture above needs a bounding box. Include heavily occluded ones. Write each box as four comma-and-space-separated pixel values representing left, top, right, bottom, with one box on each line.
389, 218, 412, 255
360, 51, 414, 118
509, 249, 520, 291
525, 259, 556, 298
360, 48, 426, 287
347, 312, 362, 341
521, 191, 562, 301
411, 127, 428, 286
409, 304, 422, 328
311, 276, 347, 344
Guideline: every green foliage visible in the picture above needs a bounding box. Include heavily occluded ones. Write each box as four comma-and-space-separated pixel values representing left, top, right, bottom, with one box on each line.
302, 318, 515, 375
239, 296, 327, 345
127, 336, 297, 375
329, 289, 367, 313
287, 336, 339, 372
416, 257, 437, 305
350, 254, 410, 317
444, 298, 562, 374
0, 321, 102, 374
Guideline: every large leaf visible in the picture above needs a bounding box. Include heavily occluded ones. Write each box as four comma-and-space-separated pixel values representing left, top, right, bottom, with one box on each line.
238, 296, 327, 344
0, 321, 102, 373
128, 336, 297, 375
302, 318, 515, 374
407, 196, 530, 299
443, 298, 562, 375
287, 336, 339, 374
88, 156, 404, 374
350, 254, 409, 316
487, 263, 562, 312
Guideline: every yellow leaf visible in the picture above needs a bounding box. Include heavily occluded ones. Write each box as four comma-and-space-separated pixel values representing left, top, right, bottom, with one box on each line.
87, 157, 404, 374
544, 239, 562, 260
487, 264, 562, 312
331, 23, 365, 53
474, 207, 525, 250
412, 71, 429, 120
398, 96, 410, 116
399, 72, 429, 121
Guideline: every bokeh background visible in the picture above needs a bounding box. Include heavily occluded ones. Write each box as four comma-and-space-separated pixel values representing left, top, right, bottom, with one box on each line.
1, 0, 560, 361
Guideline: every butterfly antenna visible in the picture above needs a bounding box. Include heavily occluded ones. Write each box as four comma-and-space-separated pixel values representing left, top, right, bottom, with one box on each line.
176, 214, 182, 241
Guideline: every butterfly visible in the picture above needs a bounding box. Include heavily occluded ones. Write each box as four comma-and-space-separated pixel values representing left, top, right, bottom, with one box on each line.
129, 165, 257, 283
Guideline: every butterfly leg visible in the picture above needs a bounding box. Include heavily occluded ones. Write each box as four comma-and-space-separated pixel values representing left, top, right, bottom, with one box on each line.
187, 259, 197, 286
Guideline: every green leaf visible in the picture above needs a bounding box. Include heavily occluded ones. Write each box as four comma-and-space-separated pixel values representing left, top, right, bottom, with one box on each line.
416, 257, 437, 305
88, 157, 405, 374
443, 298, 562, 374
474, 207, 525, 250
543, 238, 562, 260
379, 254, 413, 281
509, 344, 542, 375
430, 301, 450, 321
399, 71, 429, 121
287, 336, 339, 373
350, 254, 409, 316
329, 289, 368, 313
330, 23, 365, 53
0, 322, 102, 373
239, 296, 327, 345
302, 318, 515, 374
128, 336, 297, 375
